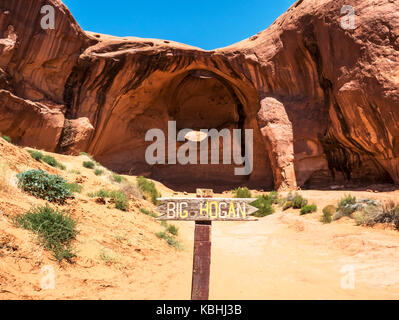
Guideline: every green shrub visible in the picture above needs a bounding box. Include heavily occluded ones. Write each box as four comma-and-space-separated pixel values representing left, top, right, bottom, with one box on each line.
251, 195, 274, 217
88, 189, 128, 211
42, 155, 66, 170
140, 208, 158, 218
2, 135, 11, 143
292, 194, 308, 209
233, 187, 251, 198
17, 170, 72, 203
283, 201, 293, 211
27, 149, 44, 161
13, 205, 77, 262
300, 204, 317, 215
112, 174, 123, 183
321, 205, 335, 224
338, 194, 357, 209
65, 183, 83, 194
94, 169, 104, 176
166, 224, 179, 236
137, 176, 161, 205
268, 191, 280, 204
83, 161, 95, 169
155, 231, 183, 250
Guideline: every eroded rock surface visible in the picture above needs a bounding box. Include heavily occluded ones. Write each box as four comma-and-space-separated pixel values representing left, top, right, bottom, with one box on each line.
0, 0, 398, 191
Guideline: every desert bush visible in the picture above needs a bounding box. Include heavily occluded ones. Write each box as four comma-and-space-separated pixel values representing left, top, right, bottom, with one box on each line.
166, 224, 179, 236
65, 183, 83, 194
83, 161, 95, 169
27, 149, 44, 161
356, 201, 399, 229
283, 201, 293, 211
17, 170, 72, 203
321, 205, 335, 224
292, 194, 308, 209
140, 208, 158, 218
268, 191, 280, 204
2, 135, 11, 143
27, 150, 65, 169
251, 195, 274, 217
337, 194, 357, 209
233, 187, 251, 198
333, 195, 377, 220
13, 204, 77, 262
112, 174, 123, 183
300, 204, 317, 215
94, 169, 104, 176
155, 231, 183, 250
42, 155, 66, 170
88, 189, 128, 211
137, 176, 161, 205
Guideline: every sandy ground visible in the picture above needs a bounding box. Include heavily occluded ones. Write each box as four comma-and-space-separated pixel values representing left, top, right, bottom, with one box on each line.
1, 139, 399, 300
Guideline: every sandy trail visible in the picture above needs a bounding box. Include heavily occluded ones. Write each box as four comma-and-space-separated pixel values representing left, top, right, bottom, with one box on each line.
170, 190, 399, 300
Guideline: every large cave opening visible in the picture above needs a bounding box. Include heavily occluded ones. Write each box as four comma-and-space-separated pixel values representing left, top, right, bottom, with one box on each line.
148, 69, 274, 192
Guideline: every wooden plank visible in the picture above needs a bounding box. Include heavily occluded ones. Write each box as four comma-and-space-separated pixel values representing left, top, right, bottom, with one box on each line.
156, 198, 258, 221
191, 221, 211, 300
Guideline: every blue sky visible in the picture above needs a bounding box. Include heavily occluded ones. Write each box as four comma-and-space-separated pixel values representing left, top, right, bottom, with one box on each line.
63, 0, 296, 50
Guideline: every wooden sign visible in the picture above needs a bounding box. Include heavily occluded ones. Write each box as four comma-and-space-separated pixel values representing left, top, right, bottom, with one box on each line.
155, 190, 258, 301
156, 197, 258, 221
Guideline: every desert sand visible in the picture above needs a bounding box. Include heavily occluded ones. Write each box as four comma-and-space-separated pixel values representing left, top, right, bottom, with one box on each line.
1, 139, 399, 300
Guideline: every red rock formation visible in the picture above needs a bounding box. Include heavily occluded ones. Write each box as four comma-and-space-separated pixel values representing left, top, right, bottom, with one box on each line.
0, 0, 398, 191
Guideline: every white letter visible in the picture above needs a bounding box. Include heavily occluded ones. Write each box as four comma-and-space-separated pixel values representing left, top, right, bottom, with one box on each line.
233, 129, 253, 176
40, 5, 55, 30
40, 265, 55, 290
177, 128, 198, 165
145, 129, 165, 164
340, 265, 355, 290
340, 5, 355, 30
168, 121, 177, 164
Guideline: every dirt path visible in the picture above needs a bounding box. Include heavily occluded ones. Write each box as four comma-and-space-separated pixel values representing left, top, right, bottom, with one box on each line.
170, 190, 399, 300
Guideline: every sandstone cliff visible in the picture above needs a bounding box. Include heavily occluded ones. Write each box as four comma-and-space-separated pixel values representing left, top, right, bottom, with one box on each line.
0, 0, 398, 191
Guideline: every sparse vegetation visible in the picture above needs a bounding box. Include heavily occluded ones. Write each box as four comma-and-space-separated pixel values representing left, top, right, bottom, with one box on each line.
2, 135, 11, 143
300, 204, 317, 215
155, 231, 183, 250
337, 194, 357, 210
112, 174, 123, 183
65, 183, 83, 194
354, 201, 399, 229
251, 195, 275, 217
83, 161, 95, 169
321, 205, 335, 224
42, 155, 66, 170
100, 248, 119, 264
283, 201, 293, 211
88, 189, 129, 211
334, 195, 380, 221
166, 224, 179, 236
27, 150, 66, 169
233, 187, 251, 198
13, 204, 77, 262
94, 169, 104, 176
17, 170, 72, 203
140, 208, 158, 218
27, 149, 44, 161
292, 194, 308, 209
137, 176, 161, 205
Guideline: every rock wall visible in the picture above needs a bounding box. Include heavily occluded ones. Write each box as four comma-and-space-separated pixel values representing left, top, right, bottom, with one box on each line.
0, 0, 398, 191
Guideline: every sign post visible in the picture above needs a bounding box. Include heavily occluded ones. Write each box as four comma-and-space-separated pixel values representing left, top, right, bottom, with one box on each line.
156, 189, 258, 300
